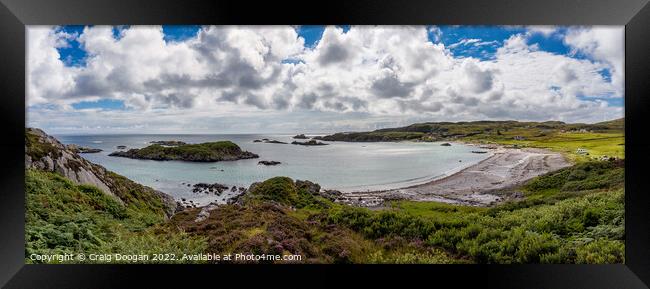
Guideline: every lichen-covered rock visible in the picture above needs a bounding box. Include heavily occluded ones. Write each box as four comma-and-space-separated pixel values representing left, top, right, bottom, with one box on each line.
295, 180, 321, 195
26, 128, 115, 200
25, 128, 178, 218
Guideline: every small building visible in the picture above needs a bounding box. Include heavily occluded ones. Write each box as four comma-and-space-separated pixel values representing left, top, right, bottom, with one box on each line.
513, 136, 525, 141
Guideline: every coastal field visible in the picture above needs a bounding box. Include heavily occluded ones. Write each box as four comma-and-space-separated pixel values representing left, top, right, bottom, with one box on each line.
317, 118, 625, 161
24, 119, 625, 264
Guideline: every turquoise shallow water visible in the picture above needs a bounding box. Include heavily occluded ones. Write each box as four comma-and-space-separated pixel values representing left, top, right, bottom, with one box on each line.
56, 134, 490, 205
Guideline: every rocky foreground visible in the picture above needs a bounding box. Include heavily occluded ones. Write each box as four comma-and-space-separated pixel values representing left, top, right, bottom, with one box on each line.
109, 141, 258, 162
25, 128, 177, 218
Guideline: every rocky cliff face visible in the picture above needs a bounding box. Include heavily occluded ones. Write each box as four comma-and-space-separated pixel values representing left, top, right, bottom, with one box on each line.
25, 128, 177, 218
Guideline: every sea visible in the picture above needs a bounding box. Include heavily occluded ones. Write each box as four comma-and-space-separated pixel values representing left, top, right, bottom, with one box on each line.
55, 134, 491, 205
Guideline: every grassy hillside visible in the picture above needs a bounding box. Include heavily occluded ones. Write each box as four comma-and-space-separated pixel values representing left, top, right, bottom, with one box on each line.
109, 141, 259, 162
166, 159, 624, 264
317, 118, 624, 161
26, 158, 624, 264
168, 177, 462, 263
25, 169, 206, 263
319, 159, 624, 263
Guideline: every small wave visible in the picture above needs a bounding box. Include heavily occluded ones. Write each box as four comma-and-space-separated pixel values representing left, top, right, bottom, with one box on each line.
91, 140, 103, 144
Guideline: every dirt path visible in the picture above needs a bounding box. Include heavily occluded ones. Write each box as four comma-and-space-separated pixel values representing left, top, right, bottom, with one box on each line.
337, 147, 571, 207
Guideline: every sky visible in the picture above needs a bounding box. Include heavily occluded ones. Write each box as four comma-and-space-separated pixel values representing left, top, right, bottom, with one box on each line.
26, 25, 624, 134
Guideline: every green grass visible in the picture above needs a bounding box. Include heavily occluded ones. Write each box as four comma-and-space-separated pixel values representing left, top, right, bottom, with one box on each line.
26, 160, 624, 264
317, 160, 625, 264
466, 132, 624, 162
25, 155, 625, 264
245, 177, 332, 210
323, 188, 623, 264
25, 169, 206, 263
522, 160, 624, 197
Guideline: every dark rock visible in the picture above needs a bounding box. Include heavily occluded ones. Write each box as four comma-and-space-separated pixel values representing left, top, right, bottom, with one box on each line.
291, 140, 328, 146
258, 160, 281, 166
296, 180, 321, 195
79, 147, 102, 153
116, 145, 127, 149
67, 144, 102, 153
293, 134, 308, 139
192, 182, 229, 195
440, 143, 452, 146
253, 139, 262, 143
319, 189, 342, 201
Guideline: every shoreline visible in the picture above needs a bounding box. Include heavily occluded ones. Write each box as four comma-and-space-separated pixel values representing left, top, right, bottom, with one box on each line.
336, 144, 571, 207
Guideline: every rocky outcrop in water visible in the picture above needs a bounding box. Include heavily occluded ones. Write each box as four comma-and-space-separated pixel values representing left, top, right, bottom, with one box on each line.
253, 139, 287, 144
258, 160, 281, 166
291, 140, 328, 146
192, 182, 229, 195
293, 134, 308, 139
66, 144, 103, 153
109, 141, 259, 162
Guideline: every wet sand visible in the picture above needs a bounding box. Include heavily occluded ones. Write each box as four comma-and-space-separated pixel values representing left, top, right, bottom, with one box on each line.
337, 146, 571, 207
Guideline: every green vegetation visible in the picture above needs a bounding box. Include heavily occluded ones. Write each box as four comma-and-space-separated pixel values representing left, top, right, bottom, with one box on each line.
167, 159, 623, 264
318, 160, 624, 263
26, 159, 624, 264
25, 128, 62, 160
317, 118, 624, 161
323, 188, 623, 263
523, 160, 624, 197
109, 141, 259, 162
25, 126, 625, 264
25, 169, 206, 263
169, 177, 461, 263
244, 177, 330, 209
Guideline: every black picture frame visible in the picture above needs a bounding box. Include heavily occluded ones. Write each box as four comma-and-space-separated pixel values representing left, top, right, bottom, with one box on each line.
1, 0, 649, 288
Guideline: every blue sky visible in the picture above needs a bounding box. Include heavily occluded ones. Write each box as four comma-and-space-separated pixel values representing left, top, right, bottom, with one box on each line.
52, 25, 619, 111
28, 25, 623, 134
52, 25, 611, 79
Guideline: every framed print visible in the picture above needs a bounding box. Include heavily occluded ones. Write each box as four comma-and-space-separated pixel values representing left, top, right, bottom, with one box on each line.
1, 0, 649, 288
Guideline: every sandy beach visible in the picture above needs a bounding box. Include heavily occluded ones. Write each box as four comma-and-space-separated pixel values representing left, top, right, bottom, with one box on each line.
338, 146, 571, 207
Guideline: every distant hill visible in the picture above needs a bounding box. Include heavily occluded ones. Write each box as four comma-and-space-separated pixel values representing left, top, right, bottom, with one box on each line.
316, 118, 624, 142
